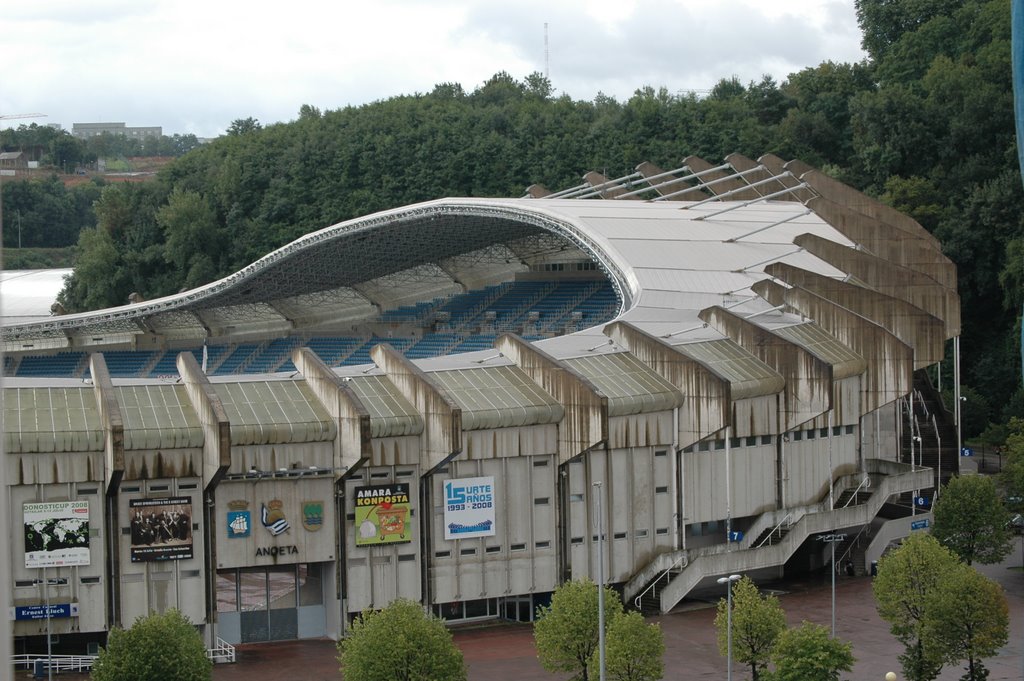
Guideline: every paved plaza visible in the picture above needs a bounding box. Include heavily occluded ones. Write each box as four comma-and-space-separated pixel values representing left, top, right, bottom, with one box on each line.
203, 537, 1024, 681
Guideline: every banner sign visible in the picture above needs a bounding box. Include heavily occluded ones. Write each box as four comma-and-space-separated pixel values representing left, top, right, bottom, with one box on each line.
129, 497, 193, 562
24, 501, 90, 568
911, 518, 930, 531
355, 484, 411, 546
10, 603, 78, 621
443, 477, 496, 540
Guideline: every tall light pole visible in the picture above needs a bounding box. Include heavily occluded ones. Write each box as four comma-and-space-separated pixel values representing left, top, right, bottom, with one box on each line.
593, 481, 606, 681
816, 533, 845, 637
717, 574, 741, 681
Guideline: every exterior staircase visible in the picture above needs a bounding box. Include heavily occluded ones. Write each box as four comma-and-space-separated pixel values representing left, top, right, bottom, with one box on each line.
624, 458, 932, 614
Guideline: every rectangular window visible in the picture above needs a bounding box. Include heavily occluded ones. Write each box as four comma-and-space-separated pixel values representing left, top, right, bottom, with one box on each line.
370, 471, 389, 479
299, 564, 323, 605
635, 529, 649, 538
435, 550, 451, 558
534, 497, 550, 505
613, 532, 627, 540
78, 487, 98, 495
398, 554, 416, 562
714, 440, 725, 450
149, 485, 169, 491
820, 428, 830, 438
682, 445, 694, 453
397, 470, 414, 478
122, 486, 140, 493
178, 483, 198, 490
570, 493, 584, 502
81, 576, 100, 584
460, 548, 477, 556
845, 425, 854, 435
656, 527, 669, 535
793, 431, 803, 441
536, 540, 551, 549
761, 435, 773, 445
571, 537, 584, 545
806, 429, 816, 439
533, 459, 549, 467
510, 543, 527, 552
729, 437, 741, 448
698, 441, 711, 452
182, 569, 201, 578
485, 546, 501, 554
833, 426, 842, 436
746, 437, 758, 447
655, 486, 668, 494
654, 449, 667, 457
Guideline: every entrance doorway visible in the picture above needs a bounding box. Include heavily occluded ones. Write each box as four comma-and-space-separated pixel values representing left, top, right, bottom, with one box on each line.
217, 563, 323, 643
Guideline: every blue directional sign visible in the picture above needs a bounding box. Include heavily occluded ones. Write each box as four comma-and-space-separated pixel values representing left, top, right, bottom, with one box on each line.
728, 530, 744, 542
10, 603, 78, 621
961, 447, 974, 457
914, 496, 929, 507
911, 519, 930, 531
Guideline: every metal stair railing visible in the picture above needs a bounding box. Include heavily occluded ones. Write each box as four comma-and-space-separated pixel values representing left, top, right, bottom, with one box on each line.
842, 476, 872, 509
633, 553, 689, 610
754, 513, 794, 548
653, 460, 932, 614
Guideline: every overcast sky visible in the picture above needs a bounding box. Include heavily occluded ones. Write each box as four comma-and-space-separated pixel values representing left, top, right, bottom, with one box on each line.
3, 0, 866, 139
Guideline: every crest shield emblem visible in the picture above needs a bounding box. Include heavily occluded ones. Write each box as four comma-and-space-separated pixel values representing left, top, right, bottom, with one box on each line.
302, 500, 324, 532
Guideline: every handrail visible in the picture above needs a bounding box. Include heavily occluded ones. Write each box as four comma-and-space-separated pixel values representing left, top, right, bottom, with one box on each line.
834, 524, 869, 567
633, 553, 689, 610
11, 654, 98, 672
207, 636, 237, 663
755, 513, 792, 548
842, 476, 872, 509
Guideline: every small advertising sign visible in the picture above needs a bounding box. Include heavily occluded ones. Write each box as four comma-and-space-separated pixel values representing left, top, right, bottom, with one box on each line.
355, 484, 411, 546
129, 497, 193, 562
443, 477, 496, 540
24, 501, 90, 569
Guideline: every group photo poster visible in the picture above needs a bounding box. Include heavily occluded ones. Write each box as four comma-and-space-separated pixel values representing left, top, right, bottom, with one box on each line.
129, 496, 194, 562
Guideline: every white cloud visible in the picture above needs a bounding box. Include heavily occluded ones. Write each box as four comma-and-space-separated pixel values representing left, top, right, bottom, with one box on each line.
0, 0, 865, 138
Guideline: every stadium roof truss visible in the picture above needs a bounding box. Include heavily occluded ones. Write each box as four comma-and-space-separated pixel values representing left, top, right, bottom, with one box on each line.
1, 154, 958, 376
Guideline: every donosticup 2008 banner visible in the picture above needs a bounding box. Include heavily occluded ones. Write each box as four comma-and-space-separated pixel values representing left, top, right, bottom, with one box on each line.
24, 500, 91, 568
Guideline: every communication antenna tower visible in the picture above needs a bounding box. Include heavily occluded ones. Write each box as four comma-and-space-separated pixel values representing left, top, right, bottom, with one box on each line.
544, 23, 549, 80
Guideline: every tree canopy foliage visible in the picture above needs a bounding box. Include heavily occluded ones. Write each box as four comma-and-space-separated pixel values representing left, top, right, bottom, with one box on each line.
90, 609, 211, 681
338, 598, 465, 681
534, 578, 626, 681
931, 474, 1013, 565
769, 621, 855, 681
872, 532, 1008, 681
9, 0, 1021, 432
714, 576, 786, 681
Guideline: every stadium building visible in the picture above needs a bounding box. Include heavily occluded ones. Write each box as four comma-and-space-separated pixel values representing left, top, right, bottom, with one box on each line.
2, 153, 958, 653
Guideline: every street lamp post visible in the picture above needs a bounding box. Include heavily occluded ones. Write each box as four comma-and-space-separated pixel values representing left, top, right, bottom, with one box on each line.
593, 481, 606, 681
717, 574, 742, 681
816, 533, 846, 637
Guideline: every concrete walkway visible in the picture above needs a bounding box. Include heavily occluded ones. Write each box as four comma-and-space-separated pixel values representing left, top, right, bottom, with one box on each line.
43, 537, 1024, 680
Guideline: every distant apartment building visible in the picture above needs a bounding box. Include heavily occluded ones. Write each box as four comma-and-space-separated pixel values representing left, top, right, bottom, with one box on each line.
72, 122, 162, 139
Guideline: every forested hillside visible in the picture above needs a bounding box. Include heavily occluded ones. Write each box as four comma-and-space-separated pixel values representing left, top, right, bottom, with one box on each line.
17, 0, 1024, 430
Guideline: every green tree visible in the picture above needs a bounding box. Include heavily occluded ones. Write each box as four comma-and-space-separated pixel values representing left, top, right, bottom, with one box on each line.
534, 578, 624, 681
924, 564, 1009, 681
873, 533, 960, 681
932, 474, 1012, 565
714, 576, 786, 681
596, 610, 664, 681
91, 609, 211, 681
769, 621, 855, 681
338, 598, 465, 681
1002, 417, 1024, 505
